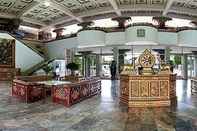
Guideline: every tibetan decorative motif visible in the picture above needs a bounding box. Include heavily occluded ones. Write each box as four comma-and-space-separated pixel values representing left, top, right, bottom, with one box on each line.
150, 81, 159, 97
191, 78, 197, 95
139, 49, 156, 75
0, 39, 15, 68
52, 79, 101, 107
12, 81, 44, 103
54, 86, 65, 99
120, 74, 176, 107
0, 38, 16, 81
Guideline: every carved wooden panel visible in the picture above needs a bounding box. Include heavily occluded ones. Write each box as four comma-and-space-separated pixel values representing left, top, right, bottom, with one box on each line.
0, 39, 15, 68
131, 80, 139, 97
120, 74, 176, 107
160, 81, 169, 97
150, 81, 159, 97
139, 80, 149, 97
120, 79, 129, 96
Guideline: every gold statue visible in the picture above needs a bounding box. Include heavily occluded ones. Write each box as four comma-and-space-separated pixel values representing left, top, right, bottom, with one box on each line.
121, 64, 134, 75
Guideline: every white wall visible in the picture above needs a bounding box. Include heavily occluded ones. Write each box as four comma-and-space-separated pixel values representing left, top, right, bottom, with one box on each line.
0, 33, 44, 71
77, 30, 105, 47
45, 27, 197, 58
126, 26, 158, 45
158, 32, 177, 45
178, 30, 197, 47
105, 32, 125, 45
47, 37, 78, 59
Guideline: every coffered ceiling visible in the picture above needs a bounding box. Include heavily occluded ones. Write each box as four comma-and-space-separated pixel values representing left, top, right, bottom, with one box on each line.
0, 0, 197, 29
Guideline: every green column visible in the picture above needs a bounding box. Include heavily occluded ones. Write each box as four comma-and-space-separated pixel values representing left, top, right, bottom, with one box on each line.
182, 54, 188, 79
112, 47, 119, 78
165, 47, 171, 64
194, 56, 197, 77
96, 54, 102, 77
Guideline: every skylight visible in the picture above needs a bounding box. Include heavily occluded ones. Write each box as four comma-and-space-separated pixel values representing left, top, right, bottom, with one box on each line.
166, 18, 192, 27
19, 26, 40, 35
60, 16, 193, 36
92, 18, 118, 28
62, 24, 82, 36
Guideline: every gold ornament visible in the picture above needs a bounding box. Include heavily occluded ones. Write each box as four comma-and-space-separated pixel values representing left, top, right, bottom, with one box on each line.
138, 49, 155, 75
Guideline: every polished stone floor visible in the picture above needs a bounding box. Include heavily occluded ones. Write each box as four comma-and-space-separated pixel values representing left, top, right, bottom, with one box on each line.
0, 80, 197, 131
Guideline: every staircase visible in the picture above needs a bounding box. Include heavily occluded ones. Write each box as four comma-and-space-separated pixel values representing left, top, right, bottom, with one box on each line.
18, 39, 54, 75
19, 39, 48, 59
22, 58, 55, 76
8, 32, 58, 75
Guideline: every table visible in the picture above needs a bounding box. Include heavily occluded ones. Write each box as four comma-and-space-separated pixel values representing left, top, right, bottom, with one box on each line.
52, 79, 101, 107
36, 80, 72, 99
120, 74, 176, 107
37, 80, 72, 86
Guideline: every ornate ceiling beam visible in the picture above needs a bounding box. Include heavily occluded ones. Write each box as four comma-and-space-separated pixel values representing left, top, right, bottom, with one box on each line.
0, 13, 16, 19
17, 1, 40, 18
49, 0, 83, 22
163, 0, 176, 16
22, 17, 47, 27
168, 9, 197, 20
108, 0, 121, 16
41, 17, 75, 30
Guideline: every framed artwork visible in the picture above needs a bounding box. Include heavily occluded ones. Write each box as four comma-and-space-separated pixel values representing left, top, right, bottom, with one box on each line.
137, 29, 145, 37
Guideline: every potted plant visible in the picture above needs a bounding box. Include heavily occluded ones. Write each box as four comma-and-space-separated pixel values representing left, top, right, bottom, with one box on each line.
66, 62, 79, 76
152, 16, 172, 29
43, 64, 53, 75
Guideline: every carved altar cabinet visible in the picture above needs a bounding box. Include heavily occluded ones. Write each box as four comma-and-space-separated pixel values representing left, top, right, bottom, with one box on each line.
120, 49, 176, 107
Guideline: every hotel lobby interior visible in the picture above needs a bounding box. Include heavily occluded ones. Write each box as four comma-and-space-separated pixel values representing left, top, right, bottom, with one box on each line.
0, 0, 197, 130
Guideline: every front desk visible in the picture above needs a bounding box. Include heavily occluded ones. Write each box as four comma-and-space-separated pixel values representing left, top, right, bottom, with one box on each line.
120, 74, 176, 107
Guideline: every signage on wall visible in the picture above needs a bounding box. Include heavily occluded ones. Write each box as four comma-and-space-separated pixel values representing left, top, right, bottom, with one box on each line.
137, 29, 145, 37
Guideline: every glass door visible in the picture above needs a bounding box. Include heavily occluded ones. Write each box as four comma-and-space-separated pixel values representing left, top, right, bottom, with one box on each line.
101, 55, 113, 78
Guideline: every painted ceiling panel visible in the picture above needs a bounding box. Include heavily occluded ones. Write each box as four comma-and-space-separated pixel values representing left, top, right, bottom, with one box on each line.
0, 0, 196, 28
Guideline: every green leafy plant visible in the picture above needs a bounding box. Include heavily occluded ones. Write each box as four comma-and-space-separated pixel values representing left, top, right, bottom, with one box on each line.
174, 55, 182, 65
152, 16, 172, 28
43, 64, 53, 75
66, 62, 79, 76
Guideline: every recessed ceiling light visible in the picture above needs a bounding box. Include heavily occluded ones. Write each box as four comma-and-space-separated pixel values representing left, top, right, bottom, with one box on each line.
44, 1, 50, 6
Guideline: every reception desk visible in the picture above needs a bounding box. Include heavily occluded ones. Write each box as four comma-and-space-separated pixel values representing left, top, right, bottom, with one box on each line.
120, 74, 176, 107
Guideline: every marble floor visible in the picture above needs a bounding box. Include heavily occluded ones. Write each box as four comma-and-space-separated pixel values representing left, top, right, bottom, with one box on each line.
0, 80, 197, 131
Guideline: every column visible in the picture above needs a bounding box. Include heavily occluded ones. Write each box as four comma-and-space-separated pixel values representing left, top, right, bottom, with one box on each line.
82, 55, 85, 76
112, 47, 119, 78
165, 47, 171, 64
182, 54, 188, 79
96, 54, 102, 77
85, 55, 90, 77
194, 56, 197, 77
80, 51, 91, 77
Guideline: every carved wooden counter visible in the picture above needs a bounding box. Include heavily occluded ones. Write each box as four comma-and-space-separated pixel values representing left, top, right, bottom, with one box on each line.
191, 77, 197, 95
120, 74, 176, 107
52, 79, 101, 107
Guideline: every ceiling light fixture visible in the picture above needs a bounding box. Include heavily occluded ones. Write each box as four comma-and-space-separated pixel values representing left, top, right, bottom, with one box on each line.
44, 1, 50, 6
